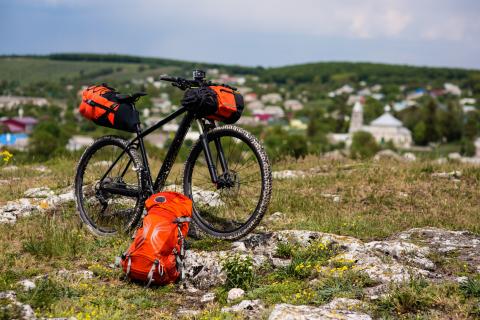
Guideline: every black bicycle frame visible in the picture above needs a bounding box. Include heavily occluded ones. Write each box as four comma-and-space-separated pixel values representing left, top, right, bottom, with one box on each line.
99, 105, 224, 199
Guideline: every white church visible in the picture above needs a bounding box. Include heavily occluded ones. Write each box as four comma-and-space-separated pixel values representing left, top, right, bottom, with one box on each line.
330, 102, 413, 148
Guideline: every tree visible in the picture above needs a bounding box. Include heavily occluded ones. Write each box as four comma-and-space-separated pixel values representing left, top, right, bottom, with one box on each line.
350, 131, 379, 159
422, 99, 440, 143
363, 97, 384, 123
29, 121, 69, 160
460, 138, 475, 157
413, 121, 427, 146
437, 101, 463, 142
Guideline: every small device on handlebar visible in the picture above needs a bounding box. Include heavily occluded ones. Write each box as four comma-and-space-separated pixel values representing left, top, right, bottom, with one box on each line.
193, 70, 206, 81
159, 70, 237, 91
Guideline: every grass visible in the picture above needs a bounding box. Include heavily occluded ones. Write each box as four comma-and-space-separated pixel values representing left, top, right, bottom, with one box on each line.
1, 155, 480, 318
373, 276, 480, 319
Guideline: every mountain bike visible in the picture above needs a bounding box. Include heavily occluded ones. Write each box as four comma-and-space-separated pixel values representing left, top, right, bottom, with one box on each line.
74, 70, 272, 240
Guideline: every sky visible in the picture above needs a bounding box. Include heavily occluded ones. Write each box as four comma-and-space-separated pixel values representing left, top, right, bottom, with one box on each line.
1, 0, 479, 69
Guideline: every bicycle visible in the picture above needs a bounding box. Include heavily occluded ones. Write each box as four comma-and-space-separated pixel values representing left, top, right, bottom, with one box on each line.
74, 70, 272, 240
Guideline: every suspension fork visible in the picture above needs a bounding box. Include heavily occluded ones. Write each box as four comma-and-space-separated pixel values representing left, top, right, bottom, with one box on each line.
197, 120, 229, 184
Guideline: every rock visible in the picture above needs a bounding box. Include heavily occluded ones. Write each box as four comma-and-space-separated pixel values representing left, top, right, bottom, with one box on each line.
1, 165, 18, 172
191, 187, 224, 207
322, 150, 346, 161
17, 279, 36, 291
227, 288, 245, 302
272, 170, 306, 180
0, 291, 36, 320
374, 149, 403, 162
177, 309, 201, 317
31, 165, 51, 173
456, 276, 468, 284
431, 171, 462, 180
57, 269, 94, 280
448, 152, 462, 161
268, 302, 372, 320
24, 187, 54, 198
183, 250, 226, 289
436, 157, 448, 164
271, 257, 291, 268
232, 241, 247, 252
222, 299, 264, 318
267, 211, 285, 222
200, 292, 216, 303
321, 193, 341, 203
403, 152, 416, 162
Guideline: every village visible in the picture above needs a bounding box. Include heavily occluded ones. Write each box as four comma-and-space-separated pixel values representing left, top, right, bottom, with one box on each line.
1, 69, 479, 161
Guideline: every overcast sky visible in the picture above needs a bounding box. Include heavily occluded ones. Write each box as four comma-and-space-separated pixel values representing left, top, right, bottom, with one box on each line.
1, 0, 479, 69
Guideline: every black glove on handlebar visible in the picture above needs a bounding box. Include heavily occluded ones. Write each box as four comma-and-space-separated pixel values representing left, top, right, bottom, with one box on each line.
181, 87, 218, 117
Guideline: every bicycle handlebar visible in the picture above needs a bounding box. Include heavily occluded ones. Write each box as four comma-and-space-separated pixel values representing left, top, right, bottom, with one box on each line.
159, 74, 237, 91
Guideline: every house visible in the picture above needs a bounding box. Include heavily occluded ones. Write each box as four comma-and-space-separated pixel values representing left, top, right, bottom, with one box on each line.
329, 85, 355, 97
244, 93, 258, 103
151, 97, 172, 113
145, 133, 168, 148
0, 133, 28, 150
475, 138, 480, 158
246, 100, 265, 111
351, 104, 412, 148
0, 96, 48, 110
237, 116, 260, 127
460, 98, 476, 106
261, 93, 283, 104
406, 89, 426, 100
284, 99, 304, 112
264, 106, 285, 119
66, 135, 94, 151
289, 119, 307, 130
0, 117, 38, 133
444, 83, 461, 96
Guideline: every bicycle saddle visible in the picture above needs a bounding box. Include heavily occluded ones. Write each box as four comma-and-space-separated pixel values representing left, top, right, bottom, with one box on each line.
116, 92, 147, 103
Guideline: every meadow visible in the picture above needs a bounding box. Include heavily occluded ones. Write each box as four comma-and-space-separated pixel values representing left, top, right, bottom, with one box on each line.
1, 156, 479, 319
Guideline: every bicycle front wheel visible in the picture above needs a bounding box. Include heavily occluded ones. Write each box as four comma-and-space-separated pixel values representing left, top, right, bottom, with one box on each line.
183, 125, 272, 240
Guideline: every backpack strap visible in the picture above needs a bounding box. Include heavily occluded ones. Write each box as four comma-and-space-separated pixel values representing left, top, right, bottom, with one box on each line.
126, 255, 132, 277
145, 259, 159, 288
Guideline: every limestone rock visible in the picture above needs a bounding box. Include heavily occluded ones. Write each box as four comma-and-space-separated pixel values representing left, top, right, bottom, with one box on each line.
24, 187, 54, 198
227, 288, 245, 302
267, 211, 285, 222
17, 279, 36, 291
200, 292, 216, 303
268, 302, 371, 320
403, 152, 416, 161
222, 299, 264, 318
0, 291, 36, 320
322, 150, 346, 161
374, 149, 403, 162
272, 170, 306, 180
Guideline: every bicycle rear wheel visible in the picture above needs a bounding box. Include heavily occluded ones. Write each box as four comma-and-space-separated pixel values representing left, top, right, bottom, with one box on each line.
183, 125, 272, 240
75, 136, 145, 236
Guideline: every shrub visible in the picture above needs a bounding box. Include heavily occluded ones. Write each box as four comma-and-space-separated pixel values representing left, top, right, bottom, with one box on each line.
22, 217, 88, 259
460, 138, 475, 157
222, 254, 254, 290
350, 131, 379, 159
17, 277, 76, 311
375, 276, 432, 315
460, 275, 480, 298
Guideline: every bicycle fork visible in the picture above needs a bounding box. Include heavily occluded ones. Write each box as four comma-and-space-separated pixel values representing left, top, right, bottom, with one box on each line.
197, 120, 229, 187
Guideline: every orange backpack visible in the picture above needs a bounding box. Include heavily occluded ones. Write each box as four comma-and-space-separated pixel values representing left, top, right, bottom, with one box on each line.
120, 192, 193, 286
206, 86, 244, 124
78, 84, 140, 132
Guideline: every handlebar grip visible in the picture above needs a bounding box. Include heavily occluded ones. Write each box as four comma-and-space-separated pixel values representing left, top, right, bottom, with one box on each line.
160, 75, 177, 82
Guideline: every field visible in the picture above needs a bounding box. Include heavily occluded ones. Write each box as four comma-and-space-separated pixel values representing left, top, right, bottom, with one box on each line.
0, 57, 183, 86
1, 155, 479, 319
